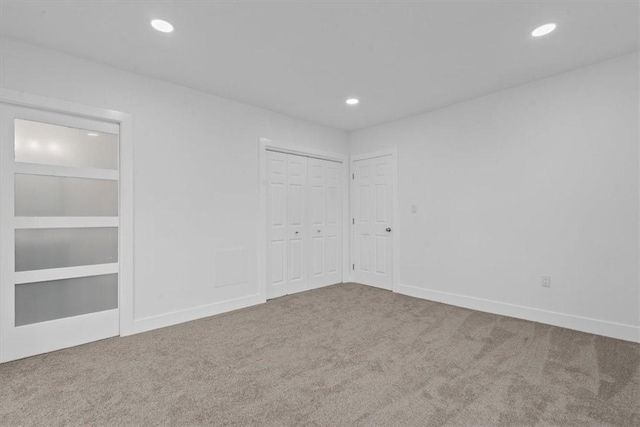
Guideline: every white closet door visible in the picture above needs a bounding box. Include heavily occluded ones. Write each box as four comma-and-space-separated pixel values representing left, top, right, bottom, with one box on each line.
266, 151, 287, 299
308, 158, 342, 289
352, 155, 393, 290
267, 151, 342, 299
286, 154, 308, 294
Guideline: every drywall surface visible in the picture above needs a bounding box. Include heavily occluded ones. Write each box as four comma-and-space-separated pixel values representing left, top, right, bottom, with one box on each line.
350, 53, 640, 340
1, 38, 348, 331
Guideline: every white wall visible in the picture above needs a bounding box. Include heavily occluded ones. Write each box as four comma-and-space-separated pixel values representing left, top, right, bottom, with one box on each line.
2, 37, 638, 342
350, 53, 640, 341
0, 38, 348, 333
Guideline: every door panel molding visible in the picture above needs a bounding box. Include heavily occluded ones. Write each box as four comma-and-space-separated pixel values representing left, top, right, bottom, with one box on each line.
13, 162, 119, 181
14, 263, 119, 285
2, 309, 119, 362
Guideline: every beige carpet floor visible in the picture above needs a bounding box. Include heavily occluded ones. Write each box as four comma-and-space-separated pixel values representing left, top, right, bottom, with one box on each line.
1, 283, 639, 426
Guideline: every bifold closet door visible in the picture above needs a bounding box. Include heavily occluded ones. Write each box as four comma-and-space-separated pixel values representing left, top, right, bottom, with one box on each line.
267, 151, 287, 299
285, 154, 308, 295
266, 151, 342, 299
308, 158, 342, 289
266, 151, 308, 299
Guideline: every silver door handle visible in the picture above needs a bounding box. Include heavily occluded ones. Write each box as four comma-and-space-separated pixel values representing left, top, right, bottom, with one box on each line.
386, 227, 392, 232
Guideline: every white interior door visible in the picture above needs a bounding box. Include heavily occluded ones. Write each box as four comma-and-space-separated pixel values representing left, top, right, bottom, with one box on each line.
0, 104, 120, 362
352, 154, 393, 290
308, 158, 342, 289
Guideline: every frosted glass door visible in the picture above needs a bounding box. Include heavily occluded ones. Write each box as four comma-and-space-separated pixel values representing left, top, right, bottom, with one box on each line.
0, 104, 120, 363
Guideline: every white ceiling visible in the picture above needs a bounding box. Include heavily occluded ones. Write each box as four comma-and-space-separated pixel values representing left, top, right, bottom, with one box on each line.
1, 0, 638, 131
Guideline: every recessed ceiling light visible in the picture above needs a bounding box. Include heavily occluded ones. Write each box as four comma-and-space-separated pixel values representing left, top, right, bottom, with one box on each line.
87, 132, 99, 137
532, 23, 556, 37
346, 98, 360, 105
151, 19, 174, 33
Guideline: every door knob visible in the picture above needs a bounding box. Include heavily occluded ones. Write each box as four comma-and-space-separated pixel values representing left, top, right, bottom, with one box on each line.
317, 229, 321, 233
295, 231, 299, 235
386, 227, 392, 232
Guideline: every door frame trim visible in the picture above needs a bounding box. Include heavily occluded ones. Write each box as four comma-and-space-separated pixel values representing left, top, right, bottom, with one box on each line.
0, 88, 135, 347
258, 138, 349, 301
349, 148, 399, 291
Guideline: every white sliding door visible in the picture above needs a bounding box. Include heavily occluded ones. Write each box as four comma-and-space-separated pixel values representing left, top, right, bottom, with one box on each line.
352, 154, 393, 290
266, 150, 342, 299
0, 104, 120, 362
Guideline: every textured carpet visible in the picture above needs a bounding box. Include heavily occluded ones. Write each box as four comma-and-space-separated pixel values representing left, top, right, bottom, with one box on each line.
1, 283, 639, 426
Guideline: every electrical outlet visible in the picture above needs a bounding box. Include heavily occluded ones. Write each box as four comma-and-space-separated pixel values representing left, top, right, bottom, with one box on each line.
541, 275, 551, 288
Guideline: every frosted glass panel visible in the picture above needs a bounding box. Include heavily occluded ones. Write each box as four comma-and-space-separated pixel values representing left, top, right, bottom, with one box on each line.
15, 228, 118, 272
15, 274, 118, 326
15, 119, 118, 170
15, 174, 118, 216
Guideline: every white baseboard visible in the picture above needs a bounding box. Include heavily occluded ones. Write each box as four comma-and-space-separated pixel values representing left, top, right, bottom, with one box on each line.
395, 283, 640, 343
128, 293, 265, 336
